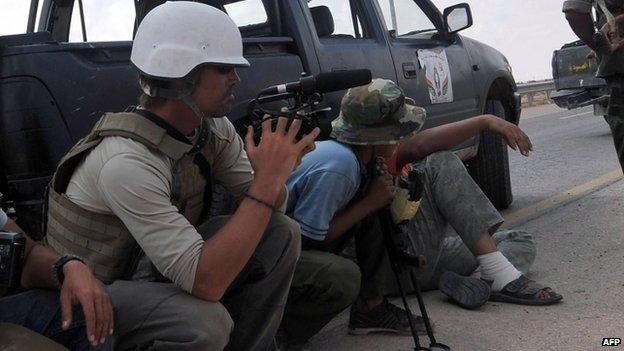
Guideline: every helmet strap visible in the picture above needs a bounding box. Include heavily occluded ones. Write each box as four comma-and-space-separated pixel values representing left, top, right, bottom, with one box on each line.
140, 75, 202, 115
140, 76, 212, 153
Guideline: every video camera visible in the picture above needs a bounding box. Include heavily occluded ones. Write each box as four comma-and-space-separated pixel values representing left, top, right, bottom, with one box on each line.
246, 69, 372, 143
0, 194, 25, 289
0, 231, 24, 289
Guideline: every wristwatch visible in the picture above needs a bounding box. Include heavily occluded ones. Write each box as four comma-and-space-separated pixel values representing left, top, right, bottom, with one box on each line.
52, 254, 85, 287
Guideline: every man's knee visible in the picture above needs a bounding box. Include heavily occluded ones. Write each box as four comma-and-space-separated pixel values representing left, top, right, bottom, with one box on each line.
148, 293, 234, 350
109, 281, 234, 350
198, 213, 301, 272
328, 258, 361, 307
264, 212, 302, 266
425, 151, 465, 173
306, 255, 361, 311
177, 298, 234, 350
492, 230, 536, 274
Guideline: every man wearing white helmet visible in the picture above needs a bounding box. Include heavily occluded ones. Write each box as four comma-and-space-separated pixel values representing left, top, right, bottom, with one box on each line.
0, 2, 318, 350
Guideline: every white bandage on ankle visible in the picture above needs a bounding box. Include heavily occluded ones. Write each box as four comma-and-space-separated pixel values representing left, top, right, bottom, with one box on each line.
477, 251, 522, 292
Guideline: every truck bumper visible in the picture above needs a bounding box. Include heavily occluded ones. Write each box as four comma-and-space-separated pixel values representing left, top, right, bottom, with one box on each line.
550, 89, 609, 110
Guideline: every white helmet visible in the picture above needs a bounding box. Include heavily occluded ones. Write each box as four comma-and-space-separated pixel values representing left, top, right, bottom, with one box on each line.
131, 1, 250, 80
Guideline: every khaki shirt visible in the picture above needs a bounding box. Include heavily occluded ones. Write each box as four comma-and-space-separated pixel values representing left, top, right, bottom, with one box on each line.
65, 117, 253, 292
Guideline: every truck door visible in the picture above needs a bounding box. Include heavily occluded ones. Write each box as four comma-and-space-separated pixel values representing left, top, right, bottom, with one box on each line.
375, 0, 479, 130
0, 0, 138, 238
299, 0, 398, 117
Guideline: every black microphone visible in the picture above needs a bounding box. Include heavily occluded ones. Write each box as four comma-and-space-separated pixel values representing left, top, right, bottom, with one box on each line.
259, 69, 372, 96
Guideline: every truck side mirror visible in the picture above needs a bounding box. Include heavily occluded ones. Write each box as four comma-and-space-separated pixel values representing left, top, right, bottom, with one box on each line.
443, 3, 473, 35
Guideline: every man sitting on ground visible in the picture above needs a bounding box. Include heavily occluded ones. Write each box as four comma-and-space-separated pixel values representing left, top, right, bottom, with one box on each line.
278, 79, 562, 348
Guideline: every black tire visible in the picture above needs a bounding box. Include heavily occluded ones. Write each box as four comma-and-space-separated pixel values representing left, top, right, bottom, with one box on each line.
466, 100, 513, 209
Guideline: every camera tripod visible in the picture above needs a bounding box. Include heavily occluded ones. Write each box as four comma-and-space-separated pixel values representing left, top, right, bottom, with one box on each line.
378, 208, 451, 351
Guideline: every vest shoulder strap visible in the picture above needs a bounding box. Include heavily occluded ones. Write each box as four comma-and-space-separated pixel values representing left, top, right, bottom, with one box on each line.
51, 112, 194, 193
96, 112, 192, 160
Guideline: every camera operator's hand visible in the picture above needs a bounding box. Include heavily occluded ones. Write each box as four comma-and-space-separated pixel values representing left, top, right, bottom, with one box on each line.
485, 115, 533, 156
362, 158, 395, 211
61, 261, 113, 346
297, 140, 317, 168
285, 109, 318, 168
245, 117, 320, 199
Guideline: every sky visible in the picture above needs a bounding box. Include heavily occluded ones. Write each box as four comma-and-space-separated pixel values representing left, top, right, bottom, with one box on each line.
435, 0, 580, 82
0, 0, 580, 83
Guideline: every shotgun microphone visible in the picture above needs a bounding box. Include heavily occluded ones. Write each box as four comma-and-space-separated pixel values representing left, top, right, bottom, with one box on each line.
259, 69, 372, 96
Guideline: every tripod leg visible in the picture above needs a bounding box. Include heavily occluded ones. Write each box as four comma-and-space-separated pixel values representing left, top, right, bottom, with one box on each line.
390, 262, 429, 350
409, 271, 436, 343
409, 271, 451, 351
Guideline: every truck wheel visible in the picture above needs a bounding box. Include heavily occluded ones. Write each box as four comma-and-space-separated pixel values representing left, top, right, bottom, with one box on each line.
467, 100, 513, 209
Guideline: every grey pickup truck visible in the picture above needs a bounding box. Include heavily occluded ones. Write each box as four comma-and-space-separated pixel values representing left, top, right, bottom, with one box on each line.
0, 0, 521, 238
551, 40, 608, 115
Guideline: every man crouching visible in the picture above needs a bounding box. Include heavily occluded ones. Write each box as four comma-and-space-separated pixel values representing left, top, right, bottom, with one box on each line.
3, 2, 318, 350
278, 79, 561, 349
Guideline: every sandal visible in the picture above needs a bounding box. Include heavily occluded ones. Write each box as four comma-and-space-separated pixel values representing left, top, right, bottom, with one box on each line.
438, 271, 491, 310
489, 275, 563, 306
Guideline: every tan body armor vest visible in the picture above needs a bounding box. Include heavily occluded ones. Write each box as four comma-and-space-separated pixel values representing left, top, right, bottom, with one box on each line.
45, 112, 211, 284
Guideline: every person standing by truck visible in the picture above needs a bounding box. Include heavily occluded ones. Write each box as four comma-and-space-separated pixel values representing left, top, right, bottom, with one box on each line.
564, 0, 624, 171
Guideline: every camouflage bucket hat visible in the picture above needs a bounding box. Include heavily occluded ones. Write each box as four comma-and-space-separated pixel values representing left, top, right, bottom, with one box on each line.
331, 78, 426, 145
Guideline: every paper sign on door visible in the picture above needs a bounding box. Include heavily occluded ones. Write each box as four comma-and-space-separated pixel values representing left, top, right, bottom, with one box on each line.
417, 49, 454, 104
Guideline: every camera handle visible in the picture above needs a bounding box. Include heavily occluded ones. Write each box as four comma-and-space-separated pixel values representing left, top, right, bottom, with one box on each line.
246, 91, 330, 144
248, 91, 324, 120
378, 208, 451, 351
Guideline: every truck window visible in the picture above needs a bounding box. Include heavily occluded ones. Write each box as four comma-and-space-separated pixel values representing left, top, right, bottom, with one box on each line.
224, 0, 268, 28
68, 0, 134, 42
1, 1, 45, 35
377, 0, 438, 39
306, 0, 371, 39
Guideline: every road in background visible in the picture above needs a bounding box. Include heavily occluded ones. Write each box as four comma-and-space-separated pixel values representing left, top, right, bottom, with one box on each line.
506, 104, 619, 214
308, 104, 624, 351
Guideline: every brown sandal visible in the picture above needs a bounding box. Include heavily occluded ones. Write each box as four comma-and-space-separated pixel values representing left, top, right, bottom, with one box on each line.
488, 275, 563, 306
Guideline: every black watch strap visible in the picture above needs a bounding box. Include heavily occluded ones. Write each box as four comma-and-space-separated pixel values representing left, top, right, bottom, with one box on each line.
52, 254, 85, 286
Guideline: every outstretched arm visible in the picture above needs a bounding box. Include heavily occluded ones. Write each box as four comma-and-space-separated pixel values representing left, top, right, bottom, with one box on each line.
397, 115, 533, 167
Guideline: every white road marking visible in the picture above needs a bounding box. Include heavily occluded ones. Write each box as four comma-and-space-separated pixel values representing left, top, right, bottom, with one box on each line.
502, 169, 623, 228
559, 111, 594, 120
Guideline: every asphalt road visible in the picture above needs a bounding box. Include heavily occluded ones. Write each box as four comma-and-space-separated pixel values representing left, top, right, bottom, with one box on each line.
506, 104, 619, 215
308, 104, 624, 351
